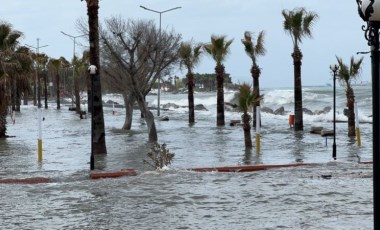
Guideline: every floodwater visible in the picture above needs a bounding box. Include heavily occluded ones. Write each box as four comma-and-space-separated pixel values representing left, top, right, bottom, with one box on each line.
0, 87, 375, 229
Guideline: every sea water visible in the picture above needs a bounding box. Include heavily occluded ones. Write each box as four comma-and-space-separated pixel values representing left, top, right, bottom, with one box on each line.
0, 85, 374, 229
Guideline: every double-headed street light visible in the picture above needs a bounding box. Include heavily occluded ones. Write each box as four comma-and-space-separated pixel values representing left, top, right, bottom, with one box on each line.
61, 31, 87, 108
140, 5, 181, 116
329, 64, 339, 160
25, 38, 48, 108
356, 1, 380, 228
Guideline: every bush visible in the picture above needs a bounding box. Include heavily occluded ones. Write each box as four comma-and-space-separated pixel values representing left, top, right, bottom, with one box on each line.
144, 143, 175, 169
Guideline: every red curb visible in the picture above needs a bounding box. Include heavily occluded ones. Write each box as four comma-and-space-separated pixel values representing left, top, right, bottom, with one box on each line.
0, 177, 50, 184
359, 161, 373, 164
190, 163, 319, 172
90, 169, 137, 179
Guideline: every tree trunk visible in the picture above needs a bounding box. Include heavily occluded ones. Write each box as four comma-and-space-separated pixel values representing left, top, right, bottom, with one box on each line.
187, 72, 195, 124
122, 92, 135, 130
136, 96, 158, 142
23, 91, 28, 105
215, 64, 225, 126
56, 73, 61, 110
74, 73, 81, 114
346, 86, 356, 137
87, 0, 107, 154
242, 112, 252, 148
11, 77, 16, 111
251, 65, 261, 128
0, 109, 7, 138
292, 48, 303, 131
33, 74, 37, 106
38, 74, 42, 108
15, 89, 21, 112
44, 72, 48, 109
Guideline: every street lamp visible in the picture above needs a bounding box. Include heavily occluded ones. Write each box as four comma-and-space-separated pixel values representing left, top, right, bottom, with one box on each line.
356, 1, 380, 228
60, 31, 87, 108
25, 38, 48, 108
140, 5, 181, 116
88, 64, 97, 170
329, 64, 339, 160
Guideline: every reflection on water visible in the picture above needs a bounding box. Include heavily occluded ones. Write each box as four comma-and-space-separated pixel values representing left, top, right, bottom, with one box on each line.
0, 94, 374, 229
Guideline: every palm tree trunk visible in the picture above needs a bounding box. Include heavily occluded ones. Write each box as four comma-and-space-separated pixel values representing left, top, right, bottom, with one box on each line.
56, 73, 61, 110
187, 72, 195, 124
292, 48, 303, 131
33, 74, 37, 106
242, 112, 252, 148
215, 64, 225, 126
251, 65, 261, 128
15, 89, 21, 112
44, 72, 48, 109
87, 0, 107, 154
0, 109, 7, 138
23, 91, 28, 105
38, 73, 42, 108
346, 86, 356, 137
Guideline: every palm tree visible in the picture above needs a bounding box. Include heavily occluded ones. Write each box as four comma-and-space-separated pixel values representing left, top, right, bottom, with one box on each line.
34, 53, 49, 108
48, 58, 62, 109
241, 31, 266, 128
85, 0, 107, 154
336, 56, 363, 137
10, 46, 33, 112
179, 42, 202, 124
0, 22, 28, 137
237, 83, 263, 148
204, 35, 233, 126
282, 8, 318, 131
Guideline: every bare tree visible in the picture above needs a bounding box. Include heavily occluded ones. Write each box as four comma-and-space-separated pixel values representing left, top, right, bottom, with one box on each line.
100, 17, 181, 142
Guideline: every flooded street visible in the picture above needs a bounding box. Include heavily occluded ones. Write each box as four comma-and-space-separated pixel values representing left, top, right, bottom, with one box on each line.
0, 89, 374, 229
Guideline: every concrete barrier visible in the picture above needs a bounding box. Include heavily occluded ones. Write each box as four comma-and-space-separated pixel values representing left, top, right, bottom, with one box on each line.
190, 163, 319, 172
90, 169, 137, 179
0, 177, 50, 184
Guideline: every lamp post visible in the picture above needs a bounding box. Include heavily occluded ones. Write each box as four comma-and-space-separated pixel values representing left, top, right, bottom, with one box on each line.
25, 38, 48, 108
330, 64, 339, 160
88, 64, 97, 170
140, 5, 181, 116
356, 1, 380, 228
60, 31, 87, 108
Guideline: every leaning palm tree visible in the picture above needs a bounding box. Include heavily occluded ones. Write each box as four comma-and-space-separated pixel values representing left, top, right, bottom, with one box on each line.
336, 56, 363, 137
85, 0, 107, 154
179, 41, 202, 124
0, 22, 27, 137
237, 83, 263, 148
241, 31, 266, 128
10, 46, 33, 112
204, 35, 233, 126
282, 8, 318, 131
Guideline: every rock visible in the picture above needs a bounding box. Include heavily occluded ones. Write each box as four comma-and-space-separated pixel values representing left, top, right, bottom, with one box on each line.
225, 102, 239, 112
230, 120, 241, 126
162, 103, 179, 109
303, 108, 313, 115
321, 130, 334, 137
310, 126, 323, 134
323, 106, 332, 113
343, 108, 349, 117
261, 107, 274, 114
160, 116, 169, 121
194, 104, 208, 111
274, 106, 285, 115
